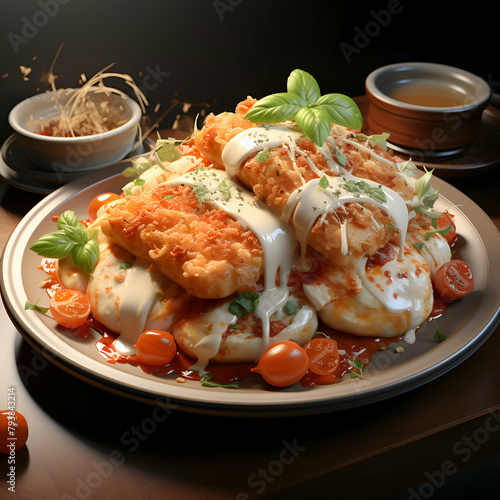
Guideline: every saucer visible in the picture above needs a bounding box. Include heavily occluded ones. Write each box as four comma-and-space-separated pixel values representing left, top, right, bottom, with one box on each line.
0, 135, 154, 194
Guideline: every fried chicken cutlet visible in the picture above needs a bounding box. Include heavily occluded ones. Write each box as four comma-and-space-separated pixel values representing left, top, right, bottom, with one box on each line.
194, 98, 414, 268
100, 183, 263, 299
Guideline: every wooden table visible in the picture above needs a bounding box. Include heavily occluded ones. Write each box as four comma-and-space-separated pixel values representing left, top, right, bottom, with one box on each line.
1, 143, 499, 500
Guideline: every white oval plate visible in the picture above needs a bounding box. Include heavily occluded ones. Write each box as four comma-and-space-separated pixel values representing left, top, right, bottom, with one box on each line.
1, 161, 499, 416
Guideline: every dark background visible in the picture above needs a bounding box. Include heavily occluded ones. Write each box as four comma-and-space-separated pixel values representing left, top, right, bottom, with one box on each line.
0, 0, 495, 142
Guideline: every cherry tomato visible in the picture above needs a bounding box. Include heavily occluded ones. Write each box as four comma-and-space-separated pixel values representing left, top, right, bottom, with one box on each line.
135, 330, 177, 366
435, 213, 457, 246
251, 341, 309, 387
0, 410, 28, 454
87, 192, 121, 222
433, 259, 474, 301
50, 289, 91, 329
303, 337, 340, 376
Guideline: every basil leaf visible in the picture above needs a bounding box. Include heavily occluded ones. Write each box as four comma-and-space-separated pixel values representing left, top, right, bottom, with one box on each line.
30, 230, 74, 259
295, 106, 333, 147
56, 210, 81, 230
316, 93, 363, 130
244, 92, 304, 123
72, 239, 99, 275
287, 69, 320, 105
228, 291, 260, 317
62, 224, 89, 244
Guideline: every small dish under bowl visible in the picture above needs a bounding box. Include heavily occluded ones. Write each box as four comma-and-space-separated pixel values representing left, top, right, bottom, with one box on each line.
8, 88, 142, 172
365, 62, 491, 157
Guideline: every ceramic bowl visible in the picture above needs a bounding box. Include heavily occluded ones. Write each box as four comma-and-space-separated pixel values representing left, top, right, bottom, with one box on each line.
365, 62, 491, 156
8, 88, 142, 172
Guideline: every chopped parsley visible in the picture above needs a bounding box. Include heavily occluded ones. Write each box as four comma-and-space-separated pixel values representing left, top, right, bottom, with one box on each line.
341, 179, 387, 204
228, 292, 260, 317
255, 148, 270, 162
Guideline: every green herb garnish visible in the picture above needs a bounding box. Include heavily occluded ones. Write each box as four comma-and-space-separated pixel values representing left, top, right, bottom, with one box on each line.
200, 373, 239, 389
335, 146, 347, 166
349, 359, 364, 379
255, 148, 270, 162
228, 292, 260, 317
285, 301, 298, 315
30, 210, 99, 274
319, 175, 330, 190
341, 179, 387, 204
413, 168, 442, 218
153, 136, 182, 163
424, 225, 451, 241
433, 321, 448, 343
353, 132, 390, 151
25, 300, 49, 315
244, 69, 363, 147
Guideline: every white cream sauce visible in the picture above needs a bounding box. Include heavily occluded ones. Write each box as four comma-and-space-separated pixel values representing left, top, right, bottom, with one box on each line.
161, 169, 299, 361
221, 124, 425, 343
355, 244, 432, 333
114, 259, 159, 355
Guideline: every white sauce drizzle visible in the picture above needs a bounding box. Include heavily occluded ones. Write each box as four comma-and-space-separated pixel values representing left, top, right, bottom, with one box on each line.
282, 175, 408, 262
222, 124, 305, 177
355, 244, 432, 334
161, 168, 298, 364
115, 259, 158, 355
221, 124, 422, 343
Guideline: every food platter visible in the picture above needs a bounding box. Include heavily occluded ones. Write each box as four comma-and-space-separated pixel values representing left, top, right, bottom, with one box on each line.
1, 159, 499, 417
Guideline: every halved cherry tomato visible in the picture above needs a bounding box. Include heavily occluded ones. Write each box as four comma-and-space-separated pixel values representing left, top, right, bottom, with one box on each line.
50, 289, 91, 328
87, 192, 121, 222
435, 213, 458, 246
433, 259, 474, 301
251, 341, 309, 387
135, 330, 177, 366
0, 410, 29, 454
303, 337, 340, 376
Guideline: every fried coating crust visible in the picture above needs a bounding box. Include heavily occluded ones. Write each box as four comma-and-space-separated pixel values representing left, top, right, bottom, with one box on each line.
100, 184, 263, 299
194, 97, 256, 168
194, 98, 414, 266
